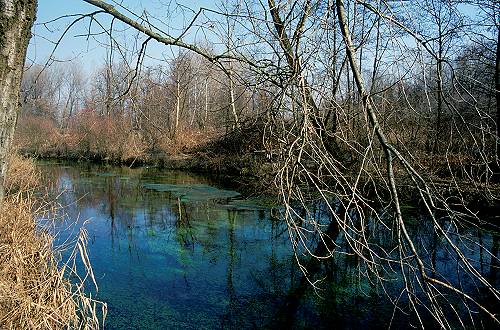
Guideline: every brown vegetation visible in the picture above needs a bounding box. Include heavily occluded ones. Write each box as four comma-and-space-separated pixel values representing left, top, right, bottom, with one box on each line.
0, 155, 104, 329
15, 112, 213, 163
14, 0, 500, 327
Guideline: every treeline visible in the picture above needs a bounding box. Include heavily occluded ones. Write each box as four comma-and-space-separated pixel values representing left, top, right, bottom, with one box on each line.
16, 51, 272, 163
12, 0, 500, 327
16, 0, 499, 182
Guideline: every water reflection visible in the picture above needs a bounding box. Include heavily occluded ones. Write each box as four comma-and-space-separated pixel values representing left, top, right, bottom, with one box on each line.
39, 163, 297, 329
38, 162, 500, 329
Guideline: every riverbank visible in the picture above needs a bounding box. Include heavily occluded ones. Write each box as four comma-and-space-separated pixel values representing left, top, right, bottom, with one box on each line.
0, 155, 104, 329
14, 115, 500, 213
16, 118, 277, 196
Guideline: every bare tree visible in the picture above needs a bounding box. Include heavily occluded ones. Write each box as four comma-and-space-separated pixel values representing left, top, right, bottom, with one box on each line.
61, 62, 85, 128
26, 0, 500, 327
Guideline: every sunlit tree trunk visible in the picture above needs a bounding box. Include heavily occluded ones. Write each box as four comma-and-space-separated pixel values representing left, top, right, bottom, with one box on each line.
175, 79, 181, 136
204, 79, 209, 128
434, 23, 444, 155
225, 0, 240, 130
105, 60, 112, 116
0, 0, 37, 205
228, 65, 239, 130
191, 79, 197, 127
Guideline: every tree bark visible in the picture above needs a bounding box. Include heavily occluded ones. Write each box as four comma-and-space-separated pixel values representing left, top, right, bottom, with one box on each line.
495, 26, 500, 160
175, 79, 180, 137
204, 79, 209, 128
0, 0, 37, 205
228, 65, 239, 130
433, 22, 444, 155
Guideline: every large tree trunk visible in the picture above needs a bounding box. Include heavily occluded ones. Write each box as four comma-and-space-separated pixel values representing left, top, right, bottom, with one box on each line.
495, 26, 500, 161
0, 0, 37, 204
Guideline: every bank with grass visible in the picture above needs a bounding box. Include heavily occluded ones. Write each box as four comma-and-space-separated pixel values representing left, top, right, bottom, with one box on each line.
0, 155, 105, 329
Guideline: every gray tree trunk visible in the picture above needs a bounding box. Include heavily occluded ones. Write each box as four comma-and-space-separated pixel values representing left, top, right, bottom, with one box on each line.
495, 26, 500, 160
228, 65, 239, 130
175, 80, 180, 136
0, 0, 37, 205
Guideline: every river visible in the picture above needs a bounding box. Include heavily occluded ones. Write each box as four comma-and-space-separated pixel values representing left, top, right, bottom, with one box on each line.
37, 161, 499, 329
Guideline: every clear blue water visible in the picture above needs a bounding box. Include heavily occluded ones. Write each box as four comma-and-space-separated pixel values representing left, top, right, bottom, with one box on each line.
37, 162, 500, 329
37, 163, 335, 329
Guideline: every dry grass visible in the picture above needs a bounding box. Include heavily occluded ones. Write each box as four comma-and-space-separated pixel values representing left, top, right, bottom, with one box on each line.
0, 155, 105, 329
4, 154, 41, 195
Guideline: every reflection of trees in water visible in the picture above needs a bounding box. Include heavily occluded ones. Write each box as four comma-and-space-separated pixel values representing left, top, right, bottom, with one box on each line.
490, 235, 500, 283
269, 199, 500, 328
48, 164, 261, 258
42, 163, 500, 327
222, 210, 236, 327
173, 197, 195, 250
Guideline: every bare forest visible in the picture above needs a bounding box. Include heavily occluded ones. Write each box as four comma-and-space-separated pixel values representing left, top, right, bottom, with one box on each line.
1, 0, 500, 328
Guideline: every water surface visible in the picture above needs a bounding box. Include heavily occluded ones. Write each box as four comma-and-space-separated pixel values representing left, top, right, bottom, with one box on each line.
38, 163, 350, 329
38, 162, 499, 329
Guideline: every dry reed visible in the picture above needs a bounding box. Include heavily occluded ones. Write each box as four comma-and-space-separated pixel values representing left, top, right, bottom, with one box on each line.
0, 155, 106, 329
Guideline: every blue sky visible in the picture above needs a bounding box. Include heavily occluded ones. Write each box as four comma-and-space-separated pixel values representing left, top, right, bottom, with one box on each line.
28, 0, 219, 72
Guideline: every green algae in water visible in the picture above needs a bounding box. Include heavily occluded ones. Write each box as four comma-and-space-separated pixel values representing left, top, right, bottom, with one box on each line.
96, 172, 119, 177
143, 183, 241, 201
37, 160, 487, 329
223, 197, 278, 210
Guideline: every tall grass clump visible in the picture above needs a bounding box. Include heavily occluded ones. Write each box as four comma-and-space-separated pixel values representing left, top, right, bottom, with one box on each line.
0, 154, 105, 329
